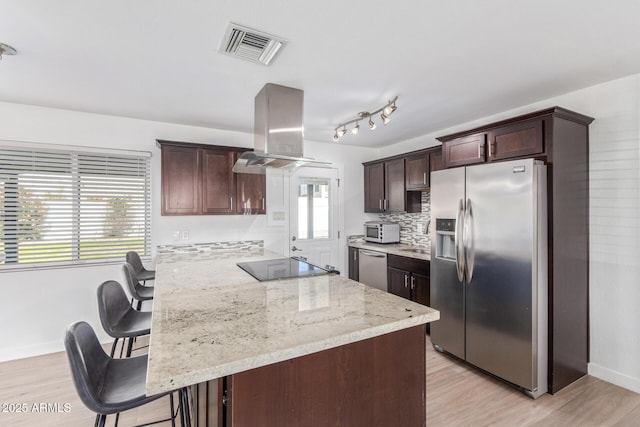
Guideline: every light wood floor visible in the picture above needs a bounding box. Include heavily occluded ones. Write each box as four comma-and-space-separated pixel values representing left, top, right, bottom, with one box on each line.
1, 336, 639, 426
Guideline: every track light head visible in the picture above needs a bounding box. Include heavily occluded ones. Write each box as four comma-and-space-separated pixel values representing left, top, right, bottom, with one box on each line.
352, 122, 360, 134
333, 131, 339, 142
381, 113, 390, 125
338, 126, 347, 137
383, 101, 397, 116
369, 117, 376, 130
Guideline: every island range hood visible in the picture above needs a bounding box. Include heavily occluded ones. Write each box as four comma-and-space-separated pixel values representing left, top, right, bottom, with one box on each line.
232, 83, 331, 174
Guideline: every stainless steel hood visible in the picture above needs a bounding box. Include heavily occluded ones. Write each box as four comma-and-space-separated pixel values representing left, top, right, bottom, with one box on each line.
232, 83, 331, 174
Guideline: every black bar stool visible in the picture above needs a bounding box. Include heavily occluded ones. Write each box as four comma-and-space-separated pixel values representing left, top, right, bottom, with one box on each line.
97, 280, 152, 358
126, 251, 156, 285
64, 321, 190, 427
123, 262, 154, 311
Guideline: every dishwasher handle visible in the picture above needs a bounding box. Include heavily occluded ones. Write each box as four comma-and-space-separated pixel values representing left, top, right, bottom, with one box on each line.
359, 250, 386, 258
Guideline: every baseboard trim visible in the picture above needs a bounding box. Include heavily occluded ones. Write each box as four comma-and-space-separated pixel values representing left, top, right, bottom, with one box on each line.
588, 362, 640, 394
0, 335, 113, 363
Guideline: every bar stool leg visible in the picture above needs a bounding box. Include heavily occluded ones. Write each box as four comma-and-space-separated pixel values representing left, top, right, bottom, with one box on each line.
169, 393, 176, 427
109, 338, 119, 358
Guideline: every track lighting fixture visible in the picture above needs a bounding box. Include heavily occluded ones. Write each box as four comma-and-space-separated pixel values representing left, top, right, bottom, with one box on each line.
0, 43, 17, 60
332, 96, 398, 141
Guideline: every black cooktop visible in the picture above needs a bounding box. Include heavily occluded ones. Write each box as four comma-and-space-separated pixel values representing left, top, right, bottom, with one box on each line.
237, 257, 332, 282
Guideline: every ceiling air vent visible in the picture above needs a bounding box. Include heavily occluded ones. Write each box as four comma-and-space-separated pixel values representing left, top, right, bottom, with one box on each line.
219, 23, 287, 66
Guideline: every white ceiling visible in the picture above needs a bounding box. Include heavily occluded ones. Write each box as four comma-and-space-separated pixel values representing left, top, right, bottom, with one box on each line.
1, 1, 640, 147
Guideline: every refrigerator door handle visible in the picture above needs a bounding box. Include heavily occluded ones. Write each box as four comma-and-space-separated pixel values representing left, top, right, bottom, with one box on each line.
455, 199, 465, 282
464, 198, 475, 283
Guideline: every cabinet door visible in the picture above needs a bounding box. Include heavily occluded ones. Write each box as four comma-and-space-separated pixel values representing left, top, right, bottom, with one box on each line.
384, 158, 405, 212
235, 152, 266, 214
429, 148, 445, 173
388, 267, 411, 300
348, 247, 359, 281
405, 153, 429, 190
202, 149, 235, 214
488, 119, 544, 161
161, 145, 201, 215
364, 163, 385, 213
411, 272, 430, 307
443, 133, 487, 168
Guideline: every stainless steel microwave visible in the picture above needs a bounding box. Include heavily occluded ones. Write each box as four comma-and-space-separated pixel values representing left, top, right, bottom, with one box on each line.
364, 221, 400, 244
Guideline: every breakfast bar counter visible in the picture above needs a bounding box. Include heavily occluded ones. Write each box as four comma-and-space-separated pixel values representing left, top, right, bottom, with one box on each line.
146, 246, 439, 426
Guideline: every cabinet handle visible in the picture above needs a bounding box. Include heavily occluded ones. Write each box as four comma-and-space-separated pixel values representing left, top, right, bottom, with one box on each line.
384, 199, 388, 210
489, 140, 496, 159
404, 274, 408, 288
230, 197, 233, 209
379, 200, 383, 210
411, 276, 415, 290
353, 250, 357, 261
423, 172, 427, 185
262, 198, 265, 210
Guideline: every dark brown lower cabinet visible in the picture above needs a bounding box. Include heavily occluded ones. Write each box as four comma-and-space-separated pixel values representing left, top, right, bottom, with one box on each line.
348, 246, 359, 281
221, 325, 426, 427
388, 254, 430, 333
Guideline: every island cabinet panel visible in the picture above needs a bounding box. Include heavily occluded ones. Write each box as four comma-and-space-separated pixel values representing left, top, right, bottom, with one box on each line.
202, 149, 235, 214
225, 325, 426, 427
443, 133, 487, 168
161, 145, 201, 215
487, 119, 544, 161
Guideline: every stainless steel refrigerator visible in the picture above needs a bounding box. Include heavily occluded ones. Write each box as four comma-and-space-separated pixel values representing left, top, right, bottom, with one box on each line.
430, 158, 548, 398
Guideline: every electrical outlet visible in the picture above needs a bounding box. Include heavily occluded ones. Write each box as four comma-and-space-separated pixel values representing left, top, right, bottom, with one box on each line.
181, 229, 190, 241
416, 223, 424, 233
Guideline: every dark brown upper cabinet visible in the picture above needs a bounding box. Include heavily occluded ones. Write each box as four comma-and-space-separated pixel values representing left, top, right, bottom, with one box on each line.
160, 144, 201, 215
442, 133, 487, 168
405, 152, 429, 190
158, 140, 266, 216
364, 159, 405, 213
429, 148, 445, 173
487, 119, 544, 161
405, 147, 445, 191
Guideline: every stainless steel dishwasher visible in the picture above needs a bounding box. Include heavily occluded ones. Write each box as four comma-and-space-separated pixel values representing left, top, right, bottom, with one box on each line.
358, 249, 388, 291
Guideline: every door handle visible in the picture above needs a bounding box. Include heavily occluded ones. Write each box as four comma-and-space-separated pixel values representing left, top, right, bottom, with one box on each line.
291, 246, 303, 252
404, 274, 408, 288
360, 250, 385, 258
454, 199, 465, 282
464, 198, 475, 283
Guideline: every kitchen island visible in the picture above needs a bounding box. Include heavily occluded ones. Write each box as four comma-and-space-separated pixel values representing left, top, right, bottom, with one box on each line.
146, 245, 439, 426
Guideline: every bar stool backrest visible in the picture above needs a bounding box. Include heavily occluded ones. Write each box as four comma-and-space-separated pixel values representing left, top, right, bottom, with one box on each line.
64, 321, 110, 414
97, 280, 132, 337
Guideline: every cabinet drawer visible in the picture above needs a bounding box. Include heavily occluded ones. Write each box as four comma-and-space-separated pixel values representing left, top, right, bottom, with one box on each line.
387, 254, 429, 276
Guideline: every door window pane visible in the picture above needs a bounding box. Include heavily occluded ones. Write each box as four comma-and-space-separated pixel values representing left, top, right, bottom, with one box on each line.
297, 179, 329, 239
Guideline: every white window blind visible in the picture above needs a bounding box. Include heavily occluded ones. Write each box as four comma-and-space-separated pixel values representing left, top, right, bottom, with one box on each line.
0, 145, 151, 268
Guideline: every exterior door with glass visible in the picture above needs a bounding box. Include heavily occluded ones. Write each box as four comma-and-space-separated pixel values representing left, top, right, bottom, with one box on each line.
289, 167, 340, 271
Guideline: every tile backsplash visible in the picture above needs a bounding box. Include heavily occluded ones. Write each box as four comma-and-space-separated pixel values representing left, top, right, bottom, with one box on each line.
379, 191, 431, 247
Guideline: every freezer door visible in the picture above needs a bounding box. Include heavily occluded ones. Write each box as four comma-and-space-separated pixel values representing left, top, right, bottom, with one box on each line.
464, 159, 543, 391
430, 167, 466, 359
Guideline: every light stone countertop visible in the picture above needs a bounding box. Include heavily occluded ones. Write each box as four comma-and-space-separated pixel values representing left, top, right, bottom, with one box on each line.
146, 248, 439, 394
348, 241, 431, 261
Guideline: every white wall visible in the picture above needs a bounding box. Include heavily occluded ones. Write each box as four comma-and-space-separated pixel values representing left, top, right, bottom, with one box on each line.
0, 101, 376, 361
380, 74, 640, 393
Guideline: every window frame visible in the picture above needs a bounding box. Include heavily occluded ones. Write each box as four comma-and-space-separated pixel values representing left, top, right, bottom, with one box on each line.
0, 140, 152, 271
